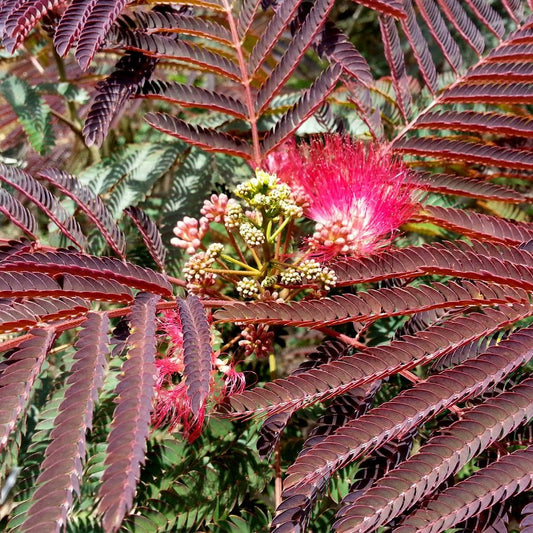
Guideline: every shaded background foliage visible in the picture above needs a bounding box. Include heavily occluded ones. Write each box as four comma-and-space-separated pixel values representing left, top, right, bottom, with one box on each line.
0, 0, 531, 531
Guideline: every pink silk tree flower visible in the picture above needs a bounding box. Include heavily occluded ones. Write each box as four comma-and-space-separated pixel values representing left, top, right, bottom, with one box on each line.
265, 135, 418, 260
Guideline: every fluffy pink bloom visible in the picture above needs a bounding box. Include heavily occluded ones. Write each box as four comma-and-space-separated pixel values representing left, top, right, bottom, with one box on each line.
153, 310, 246, 442
265, 135, 418, 260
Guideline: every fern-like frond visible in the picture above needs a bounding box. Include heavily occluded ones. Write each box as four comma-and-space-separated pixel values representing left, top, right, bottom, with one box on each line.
216, 280, 528, 327
0, 247, 172, 296
124, 206, 166, 273
145, 113, 253, 159
131, 10, 233, 44
177, 294, 212, 416
413, 110, 533, 138
271, 326, 533, 531
53, 0, 99, 56
83, 51, 157, 147
333, 240, 533, 291
255, 0, 336, 113
0, 296, 89, 333
38, 168, 126, 258
0, 328, 54, 451
248, 0, 302, 75
118, 32, 240, 79
413, 0, 462, 73
396, 136, 533, 169
19, 313, 109, 532
318, 22, 373, 86
74, 0, 128, 69
224, 304, 530, 417
400, 0, 438, 93
140, 80, 247, 119
261, 63, 342, 154
394, 445, 533, 533
257, 339, 350, 459
97, 292, 159, 532
353, 0, 406, 18
334, 376, 533, 532
0, 164, 86, 250
414, 172, 527, 203
0, 188, 37, 239
419, 205, 533, 245
0, 75, 56, 155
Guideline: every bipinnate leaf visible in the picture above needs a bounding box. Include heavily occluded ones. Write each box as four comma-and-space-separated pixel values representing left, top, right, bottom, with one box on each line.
53, 0, 99, 56
261, 63, 342, 154
248, 0, 303, 75
139, 80, 247, 119
83, 52, 157, 147
415, 0, 462, 72
353, 0, 406, 18
130, 10, 232, 44
318, 22, 373, 86
0, 75, 55, 155
177, 294, 212, 416
225, 304, 531, 417
19, 313, 109, 533
435, 0, 484, 55
124, 206, 166, 272
0, 164, 86, 250
145, 113, 252, 159
333, 239, 533, 291
394, 445, 533, 533
394, 137, 533, 170
38, 168, 126, 258
272, 326, 533, 531
400, 0, 438, 94
379, 15, 411, 120
344, 429, 416, 505
300, 385, 379, 455
0, 247, 172, 297
419, 205, 533, 245
334, 376, 533, 532
0, 328, 54, 451
413, 111, 533, 138
0, 188, 37, 239
0, 296, 89, 333
413, 172, 527, 203
255, 0, 337, 113
117, 32, 240, 79
257, 340, 350, 459
74, 0, 128, 70
97, 292, 159, 532
215, 280, 528, 327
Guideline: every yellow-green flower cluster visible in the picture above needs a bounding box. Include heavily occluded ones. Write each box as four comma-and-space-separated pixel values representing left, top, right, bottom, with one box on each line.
235, 170, 302, 218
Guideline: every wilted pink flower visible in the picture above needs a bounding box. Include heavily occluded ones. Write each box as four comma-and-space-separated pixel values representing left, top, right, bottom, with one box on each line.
266, 135, 418, 260
170, 216, 209, 254
153, 310, 246, 442
152, 383, 205, 443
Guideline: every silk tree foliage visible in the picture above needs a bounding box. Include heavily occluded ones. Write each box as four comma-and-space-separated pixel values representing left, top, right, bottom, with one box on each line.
0, 0, 532, 531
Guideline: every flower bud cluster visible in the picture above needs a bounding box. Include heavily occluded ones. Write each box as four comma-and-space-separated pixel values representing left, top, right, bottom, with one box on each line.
224, 200, 243, 228
239, 222, 265, 247
239, 324, 274, 358
236, 170, 302, 218
236, 277, 260, 298
171, 216, 209, 255
183, 243, 223, 291
201, 194, 229, 223
278, 259, 337, 290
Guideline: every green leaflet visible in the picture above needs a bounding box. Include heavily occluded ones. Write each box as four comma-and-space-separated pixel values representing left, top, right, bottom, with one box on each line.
0, 74, 56, 155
